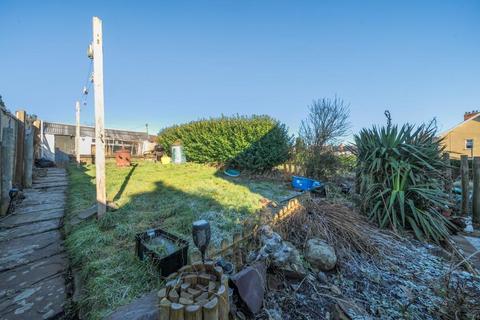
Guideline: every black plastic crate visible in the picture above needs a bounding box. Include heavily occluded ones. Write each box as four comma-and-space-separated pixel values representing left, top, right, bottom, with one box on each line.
135, 228, 189, 277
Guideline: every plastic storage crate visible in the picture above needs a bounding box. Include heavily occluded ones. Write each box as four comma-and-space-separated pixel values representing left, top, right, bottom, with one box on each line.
135, 228, 189, 277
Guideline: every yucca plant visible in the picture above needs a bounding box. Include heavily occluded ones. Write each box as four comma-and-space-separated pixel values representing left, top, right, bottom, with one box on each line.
354, 120, 452, 242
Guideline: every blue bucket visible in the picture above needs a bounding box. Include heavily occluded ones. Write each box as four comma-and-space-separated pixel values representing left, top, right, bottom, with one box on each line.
292, 176, 322, 191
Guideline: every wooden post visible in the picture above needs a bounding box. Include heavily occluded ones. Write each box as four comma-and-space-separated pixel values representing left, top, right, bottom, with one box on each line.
15, 110, 26, 187
217, 285, 229, 320
1, 128, 14, 215
170, 303, 185, 320
461, 155, 469, 215
185, 304, 201, 320
75, 101, 81, 166
202, 297, 218, 320
0, 141, 2, 215
233, 232, 243, 268
443, 153, 452, 197
23, 123, 34, 188
159, 298, 171, 320
473, 157, 480, 226
91, 16, 107, 218
32, 119, 41, 159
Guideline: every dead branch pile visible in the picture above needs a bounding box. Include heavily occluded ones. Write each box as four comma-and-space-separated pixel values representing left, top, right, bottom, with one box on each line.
274, 197, 380, 259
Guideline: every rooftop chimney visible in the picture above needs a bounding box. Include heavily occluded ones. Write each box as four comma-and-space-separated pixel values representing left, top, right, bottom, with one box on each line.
464, 110, 479, 121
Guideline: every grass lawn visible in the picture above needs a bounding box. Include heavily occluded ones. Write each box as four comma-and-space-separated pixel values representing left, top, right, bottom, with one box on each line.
65, 160, 294, 319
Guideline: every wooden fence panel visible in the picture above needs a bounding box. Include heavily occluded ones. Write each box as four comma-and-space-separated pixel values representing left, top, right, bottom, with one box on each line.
0, 108, 36, 215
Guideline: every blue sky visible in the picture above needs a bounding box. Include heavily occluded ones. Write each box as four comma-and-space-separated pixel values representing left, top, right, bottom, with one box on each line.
1, 1, 479, 138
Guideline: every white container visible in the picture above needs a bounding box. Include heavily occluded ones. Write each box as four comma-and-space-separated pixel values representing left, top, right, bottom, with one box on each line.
171, 144, 186, 164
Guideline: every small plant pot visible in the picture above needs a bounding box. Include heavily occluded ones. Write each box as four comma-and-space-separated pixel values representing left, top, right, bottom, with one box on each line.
135, 228, 189, 277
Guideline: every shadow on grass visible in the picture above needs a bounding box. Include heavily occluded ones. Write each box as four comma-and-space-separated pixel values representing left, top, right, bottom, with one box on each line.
64, 161, 266, 320
113, 163, 138, 202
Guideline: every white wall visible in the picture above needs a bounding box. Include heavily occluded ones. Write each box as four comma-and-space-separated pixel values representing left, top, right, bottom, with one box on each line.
42, 133, 55, 161
80, 137, 92, 155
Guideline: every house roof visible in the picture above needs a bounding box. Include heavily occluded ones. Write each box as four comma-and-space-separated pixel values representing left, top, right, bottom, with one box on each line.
43, 121, 156, 142
439, 113, 480, 137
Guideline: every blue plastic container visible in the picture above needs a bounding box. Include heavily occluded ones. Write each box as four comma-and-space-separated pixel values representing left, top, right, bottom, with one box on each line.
292, 176, 322, 191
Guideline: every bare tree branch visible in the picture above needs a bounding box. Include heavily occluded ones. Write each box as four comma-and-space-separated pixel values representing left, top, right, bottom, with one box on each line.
300, 96, 351, 149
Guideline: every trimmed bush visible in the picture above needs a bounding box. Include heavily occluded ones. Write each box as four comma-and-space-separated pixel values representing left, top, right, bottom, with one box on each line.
158, 115, 292, 171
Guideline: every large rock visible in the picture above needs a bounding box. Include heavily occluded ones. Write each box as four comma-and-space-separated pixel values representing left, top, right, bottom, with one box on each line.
256, 226, 305, 274
305, 239, 337, 271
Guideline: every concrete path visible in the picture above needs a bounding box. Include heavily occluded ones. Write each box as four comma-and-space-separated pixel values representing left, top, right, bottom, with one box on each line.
0, 168, 68, 319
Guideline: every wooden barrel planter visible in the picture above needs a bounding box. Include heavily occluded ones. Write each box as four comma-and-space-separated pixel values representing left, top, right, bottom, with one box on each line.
157, 262, 229, 320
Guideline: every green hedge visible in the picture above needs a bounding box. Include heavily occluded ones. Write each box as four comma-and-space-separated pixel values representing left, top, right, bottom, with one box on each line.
158, 115, 292, 171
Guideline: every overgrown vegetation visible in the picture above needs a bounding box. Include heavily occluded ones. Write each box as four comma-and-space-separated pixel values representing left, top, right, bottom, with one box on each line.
158, 115, 292, 172
65, 161, 293, 319
298, 97, 351, 180
354, 117, 452, 242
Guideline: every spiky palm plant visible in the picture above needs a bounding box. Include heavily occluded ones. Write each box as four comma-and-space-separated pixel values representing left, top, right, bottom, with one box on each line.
354, 121, 452, 242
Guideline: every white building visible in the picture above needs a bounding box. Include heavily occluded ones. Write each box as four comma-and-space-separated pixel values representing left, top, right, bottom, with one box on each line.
40, 121, 155, 162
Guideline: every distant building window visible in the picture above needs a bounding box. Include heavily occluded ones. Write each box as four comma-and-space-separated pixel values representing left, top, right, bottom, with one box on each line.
466, 139, 474, 149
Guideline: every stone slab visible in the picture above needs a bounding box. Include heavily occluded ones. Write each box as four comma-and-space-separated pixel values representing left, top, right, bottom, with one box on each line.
0, 209, 64, 227
0, 230, 64, 272
0, 219, 61, 242
14, 203, 65, 215
0, 253, 67, 297
106, 291, 158, 320
0, 274, 66, 320
33, 182, 68, 189
16, 195, 66, 208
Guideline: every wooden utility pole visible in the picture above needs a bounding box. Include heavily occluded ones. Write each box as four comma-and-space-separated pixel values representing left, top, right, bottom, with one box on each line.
461, 155, 469, 215
473, 157, 480, 226
75, 101, 81, 166
91, 16, 106, 218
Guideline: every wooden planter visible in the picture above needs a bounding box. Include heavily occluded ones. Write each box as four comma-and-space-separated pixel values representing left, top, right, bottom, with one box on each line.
115, 148, 131, 167
157, 262, 229, 320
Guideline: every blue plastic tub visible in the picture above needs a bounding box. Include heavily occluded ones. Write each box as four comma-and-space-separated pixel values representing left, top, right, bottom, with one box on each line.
292, 176, 323, 191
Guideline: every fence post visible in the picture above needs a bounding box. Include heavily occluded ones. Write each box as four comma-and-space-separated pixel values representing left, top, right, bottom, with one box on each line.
0, 141, 2, 214
14, 110, 26, 187
443, 153, 452, 197
473, 157, 480, 227
1, 127, 14, 215
461, 155, 469, 215
23, 123, 34, 188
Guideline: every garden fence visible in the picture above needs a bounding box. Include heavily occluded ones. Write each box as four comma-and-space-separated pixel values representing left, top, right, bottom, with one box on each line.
0, 107, 39, 215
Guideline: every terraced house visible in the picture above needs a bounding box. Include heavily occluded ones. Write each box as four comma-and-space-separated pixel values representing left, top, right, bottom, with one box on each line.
441, 111, 480, 159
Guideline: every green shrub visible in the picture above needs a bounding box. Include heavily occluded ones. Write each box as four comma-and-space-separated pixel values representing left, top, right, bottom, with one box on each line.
354, 121, 452, 242
158, 115, 292, 171
338, 154, 356, 175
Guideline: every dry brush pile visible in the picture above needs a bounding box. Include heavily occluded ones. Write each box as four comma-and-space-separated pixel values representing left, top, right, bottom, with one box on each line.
259, 197, 480, 320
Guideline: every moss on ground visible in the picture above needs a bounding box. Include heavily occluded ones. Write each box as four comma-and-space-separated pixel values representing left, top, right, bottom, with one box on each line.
65, 160, 291, 319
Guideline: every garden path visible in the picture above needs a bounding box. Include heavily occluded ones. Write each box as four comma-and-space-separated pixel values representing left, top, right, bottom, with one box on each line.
0, 168, 68, 319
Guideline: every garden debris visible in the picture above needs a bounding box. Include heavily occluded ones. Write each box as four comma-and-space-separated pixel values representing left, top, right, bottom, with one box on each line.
255, 225, 305, 275
305, 238, 337, 271
230, 261, 267, 315
275, 197, 379, 260
253, 198, 480, 319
